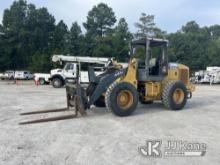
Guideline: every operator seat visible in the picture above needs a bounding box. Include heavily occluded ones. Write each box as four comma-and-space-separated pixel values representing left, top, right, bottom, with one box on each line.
150, 57, 160, 75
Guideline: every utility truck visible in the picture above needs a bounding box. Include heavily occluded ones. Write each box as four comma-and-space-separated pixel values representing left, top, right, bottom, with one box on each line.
50, 55, 112, 88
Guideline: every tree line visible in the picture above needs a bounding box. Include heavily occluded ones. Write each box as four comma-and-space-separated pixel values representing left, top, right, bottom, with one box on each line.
0, 0, 220, 72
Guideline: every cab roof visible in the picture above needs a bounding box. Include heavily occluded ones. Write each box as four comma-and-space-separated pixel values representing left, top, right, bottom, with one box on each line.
131, 37, 168, 47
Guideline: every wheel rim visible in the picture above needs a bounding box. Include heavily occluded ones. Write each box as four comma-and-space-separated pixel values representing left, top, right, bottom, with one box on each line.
54, 80, 60, 87
173, 88, 184, 104
117, 90, 134, 109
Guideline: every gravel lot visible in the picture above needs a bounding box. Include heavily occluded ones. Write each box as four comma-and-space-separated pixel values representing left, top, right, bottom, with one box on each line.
0, 81, 220, 165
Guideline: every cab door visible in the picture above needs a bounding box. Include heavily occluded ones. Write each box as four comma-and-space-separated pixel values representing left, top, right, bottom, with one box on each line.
63, 63, 77, 78
80, 71, 89, 83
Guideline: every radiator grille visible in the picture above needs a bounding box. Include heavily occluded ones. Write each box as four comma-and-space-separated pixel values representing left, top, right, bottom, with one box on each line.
179, 69, 189, 84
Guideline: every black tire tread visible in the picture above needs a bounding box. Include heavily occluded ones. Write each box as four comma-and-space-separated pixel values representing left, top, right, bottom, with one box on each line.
162, 80, 187, 110
105, 81, 138, 116
52, 78, 62, 88
105, 81, 118, 112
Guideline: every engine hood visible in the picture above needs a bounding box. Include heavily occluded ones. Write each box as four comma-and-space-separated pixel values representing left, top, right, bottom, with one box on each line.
50, 68, 63, 75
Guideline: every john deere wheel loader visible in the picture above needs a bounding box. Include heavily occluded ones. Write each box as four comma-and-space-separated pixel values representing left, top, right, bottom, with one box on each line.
20, 38, 195, 124
86, 37, 195, 116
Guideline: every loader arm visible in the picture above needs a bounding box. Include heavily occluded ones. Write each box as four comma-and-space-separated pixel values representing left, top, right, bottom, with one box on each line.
86, 58, 138, 107
87, 69, 126, 107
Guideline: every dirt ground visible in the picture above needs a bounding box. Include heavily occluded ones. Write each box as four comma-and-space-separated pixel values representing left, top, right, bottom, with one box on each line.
0, 81, 220, 165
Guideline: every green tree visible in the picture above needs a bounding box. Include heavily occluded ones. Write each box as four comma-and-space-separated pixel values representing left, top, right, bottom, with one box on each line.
1, 0, 56, 72
181, 21, 200, 33
113, 18, 132, 61
69, 22, 83, 56
207, 37, 220, 66
168, 21, 210, 70
2, 0, 29, 70
208, 25, 220, 39
30, 53, 52, 72
0, 24, 4, 33
83, 3, 117, 57
2, 0, 220, 73
26, 6, 55, 53
92, 36, 115, 57
153, 27, 167, 38
80, 34, 96, 56
0, 24, 6, 71
53, 20, 69, 54
83, 3, 116, 37
134, 13, 156, 38
27, 6, 55, 72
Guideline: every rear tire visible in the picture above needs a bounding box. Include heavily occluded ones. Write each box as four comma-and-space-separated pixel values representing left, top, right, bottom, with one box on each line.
105, 82, 138, 116
162, 81, 187, 110
52, 78, 63, 88
39, 78, 45, 85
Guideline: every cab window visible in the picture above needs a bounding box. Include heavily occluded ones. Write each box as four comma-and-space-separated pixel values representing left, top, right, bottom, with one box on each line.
65, 63, 74, 71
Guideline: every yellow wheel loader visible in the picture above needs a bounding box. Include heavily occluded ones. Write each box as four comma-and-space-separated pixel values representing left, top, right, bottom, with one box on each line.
20, 38, 195, 124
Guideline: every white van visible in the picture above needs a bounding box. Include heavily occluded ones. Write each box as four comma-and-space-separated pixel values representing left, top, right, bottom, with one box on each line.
15, 71, 33, 80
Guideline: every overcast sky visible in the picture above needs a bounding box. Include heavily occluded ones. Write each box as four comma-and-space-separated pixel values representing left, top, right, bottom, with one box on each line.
1, 0, 220, 33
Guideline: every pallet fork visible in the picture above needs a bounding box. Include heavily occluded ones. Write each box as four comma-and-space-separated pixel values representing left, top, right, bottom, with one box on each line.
19, 70, 87, 125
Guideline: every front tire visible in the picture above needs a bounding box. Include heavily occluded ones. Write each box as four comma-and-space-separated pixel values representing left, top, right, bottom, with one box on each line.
162, 81, 187, 110
52, 78, 63, 88
105, 82, 138, 116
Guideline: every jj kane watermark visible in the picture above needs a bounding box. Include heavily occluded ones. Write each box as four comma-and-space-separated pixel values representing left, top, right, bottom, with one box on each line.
139, 140, 206, 158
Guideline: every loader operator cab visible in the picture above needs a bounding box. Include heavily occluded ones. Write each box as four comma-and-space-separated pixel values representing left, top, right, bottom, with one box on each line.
131, 38, 169, 81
